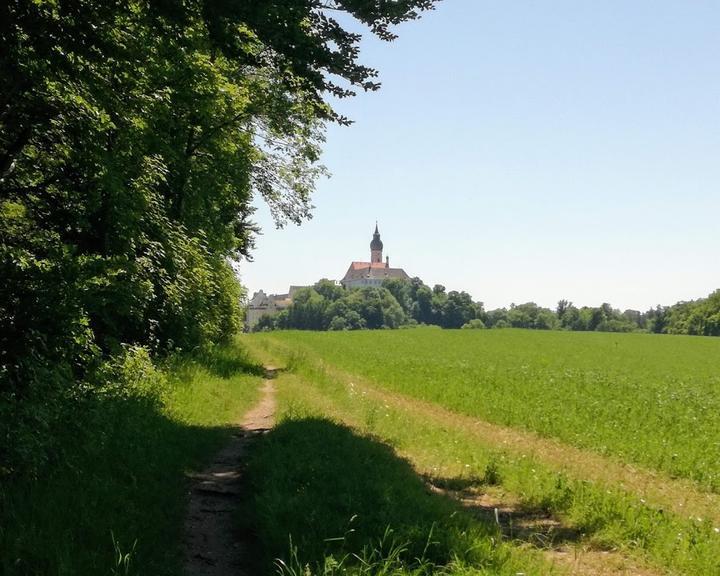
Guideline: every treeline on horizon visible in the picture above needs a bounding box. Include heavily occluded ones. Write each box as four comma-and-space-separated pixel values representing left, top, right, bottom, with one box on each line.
253, 277, 720, 336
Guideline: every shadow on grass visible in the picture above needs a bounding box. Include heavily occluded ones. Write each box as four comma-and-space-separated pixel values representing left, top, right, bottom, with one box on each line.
0, 369, 254, 575
189, 343, 267, 378
241, 417, 516, 575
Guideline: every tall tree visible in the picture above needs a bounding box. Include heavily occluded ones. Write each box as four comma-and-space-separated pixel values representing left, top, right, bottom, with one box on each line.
0, 0, 438, 474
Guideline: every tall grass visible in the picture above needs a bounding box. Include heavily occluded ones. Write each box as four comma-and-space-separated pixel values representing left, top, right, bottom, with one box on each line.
0, 339, 262, 575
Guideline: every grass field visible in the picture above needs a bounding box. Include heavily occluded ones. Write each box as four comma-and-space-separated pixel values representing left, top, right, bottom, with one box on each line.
245, 328, 720, 575
250, 328, 720, 491
6, 329, 720, 575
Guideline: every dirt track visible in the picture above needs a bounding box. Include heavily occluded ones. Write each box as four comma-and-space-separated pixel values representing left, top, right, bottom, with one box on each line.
183, 372, 277, 575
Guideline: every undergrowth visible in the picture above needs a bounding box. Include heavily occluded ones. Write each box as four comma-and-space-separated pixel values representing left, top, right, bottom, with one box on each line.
0, 338, 263, 575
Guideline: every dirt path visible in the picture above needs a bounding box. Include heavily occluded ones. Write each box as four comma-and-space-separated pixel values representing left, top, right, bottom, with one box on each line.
363, 381, 720, 527
427, 482, 662, 576
244, 338, 720, 529
183, 369, 278, 576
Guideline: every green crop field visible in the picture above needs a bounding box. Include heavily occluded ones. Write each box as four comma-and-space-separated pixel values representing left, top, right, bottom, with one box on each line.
252, 328, 720, 491
245, 328, 720, 575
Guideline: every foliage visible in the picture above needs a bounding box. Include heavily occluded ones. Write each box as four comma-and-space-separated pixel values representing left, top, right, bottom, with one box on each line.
0, 0, 438, 479
657, 290, 720, 336
254, 277, 484, 332
480, 291, 720, 336
254, 277, 720, 337
269, 281, 406, 331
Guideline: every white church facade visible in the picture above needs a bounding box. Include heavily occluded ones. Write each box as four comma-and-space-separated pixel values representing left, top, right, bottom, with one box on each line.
340, 224, 409, 288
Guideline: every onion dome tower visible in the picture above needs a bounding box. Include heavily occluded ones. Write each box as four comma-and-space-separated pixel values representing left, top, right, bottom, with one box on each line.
370, 222, 383, 263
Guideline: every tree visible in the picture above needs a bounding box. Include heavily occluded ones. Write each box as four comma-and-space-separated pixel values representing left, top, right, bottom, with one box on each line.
507, 303, 558, 330
558, 305, 583, 330
383, 278, 413, 314
438, 291, 477, 329
314, 279, 345, 302
287, 288, 328, 330
412, 285, 434, 324
328, 316, 348, 331
1, 0, 439, 472
485, 308, 509, 328
557, 299, 571, 320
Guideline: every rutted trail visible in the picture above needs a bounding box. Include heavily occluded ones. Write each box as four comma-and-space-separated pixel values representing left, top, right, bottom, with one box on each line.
183, 370, 277, 576
360, 376, 720, 527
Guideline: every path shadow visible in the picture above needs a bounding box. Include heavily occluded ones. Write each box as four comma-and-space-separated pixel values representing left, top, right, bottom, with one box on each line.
240, 418, 515, 575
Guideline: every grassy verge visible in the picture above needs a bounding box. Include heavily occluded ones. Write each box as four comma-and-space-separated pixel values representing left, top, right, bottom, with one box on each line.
245, 334, 720, 575
242, 339, 556, 575
0, 338, 263, 576
242, 406, 556, 575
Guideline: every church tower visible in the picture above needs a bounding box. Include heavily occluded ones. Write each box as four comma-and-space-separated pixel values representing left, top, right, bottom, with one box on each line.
370, 223, 383, 264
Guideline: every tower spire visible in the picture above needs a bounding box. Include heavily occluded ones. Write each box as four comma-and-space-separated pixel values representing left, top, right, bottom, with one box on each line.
370, 222, 383, 263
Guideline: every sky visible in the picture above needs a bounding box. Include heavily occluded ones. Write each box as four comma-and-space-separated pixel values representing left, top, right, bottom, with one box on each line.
241, 0, 720, 311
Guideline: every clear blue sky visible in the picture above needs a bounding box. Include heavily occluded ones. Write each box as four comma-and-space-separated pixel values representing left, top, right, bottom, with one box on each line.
241, 0, 720, 311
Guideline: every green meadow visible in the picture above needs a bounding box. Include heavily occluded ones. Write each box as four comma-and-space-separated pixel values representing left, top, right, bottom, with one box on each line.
6, 329, 720, 575
250, 328, 720, 491
246, 328, 720, 575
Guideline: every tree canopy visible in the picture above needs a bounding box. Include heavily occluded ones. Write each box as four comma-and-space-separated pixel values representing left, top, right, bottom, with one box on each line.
254, 279, 720, 338
0, 0, 438, 477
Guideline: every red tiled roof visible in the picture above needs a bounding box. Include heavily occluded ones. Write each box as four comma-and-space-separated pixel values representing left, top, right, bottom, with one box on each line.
349, 261, 388, 270
341, 261, 410, 284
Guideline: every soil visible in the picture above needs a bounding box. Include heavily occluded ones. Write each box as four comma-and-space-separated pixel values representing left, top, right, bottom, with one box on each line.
183, 368, 278, 576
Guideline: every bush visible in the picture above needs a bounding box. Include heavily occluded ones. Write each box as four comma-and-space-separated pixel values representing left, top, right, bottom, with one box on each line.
329, 316, 347, 331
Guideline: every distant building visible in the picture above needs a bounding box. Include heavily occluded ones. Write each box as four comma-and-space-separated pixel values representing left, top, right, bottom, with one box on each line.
340, 224, 409, 289
245, 286, 304, 329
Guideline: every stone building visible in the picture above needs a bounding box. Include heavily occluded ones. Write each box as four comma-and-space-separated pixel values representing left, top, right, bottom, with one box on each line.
245, 286, 304, 329
340, 224, 409, 289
